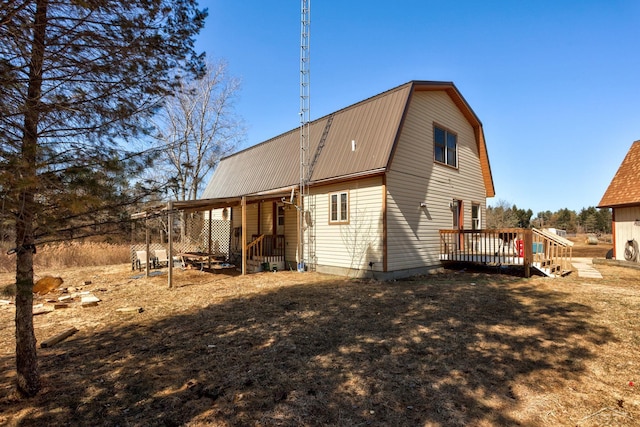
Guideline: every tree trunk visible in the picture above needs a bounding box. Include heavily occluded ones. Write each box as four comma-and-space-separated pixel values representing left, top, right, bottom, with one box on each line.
14, 0, 48, 397
14, 250, 38, 396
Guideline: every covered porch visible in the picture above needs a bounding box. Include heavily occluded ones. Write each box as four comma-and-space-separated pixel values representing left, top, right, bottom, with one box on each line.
131, 186, 303, 287
439, 228, 574, 277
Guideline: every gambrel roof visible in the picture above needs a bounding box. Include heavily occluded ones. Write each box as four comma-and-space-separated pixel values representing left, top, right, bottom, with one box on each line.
598, 140, 640, 208
202, 80, 494, 199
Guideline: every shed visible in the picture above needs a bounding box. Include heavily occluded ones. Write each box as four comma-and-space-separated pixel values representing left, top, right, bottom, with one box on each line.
598, 140, 640, 262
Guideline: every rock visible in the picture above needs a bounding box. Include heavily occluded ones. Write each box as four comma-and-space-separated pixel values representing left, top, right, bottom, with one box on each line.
33, 276, 64, 295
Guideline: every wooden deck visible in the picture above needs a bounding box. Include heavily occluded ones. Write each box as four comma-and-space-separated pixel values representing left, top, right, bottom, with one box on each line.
439, 228, 574, 277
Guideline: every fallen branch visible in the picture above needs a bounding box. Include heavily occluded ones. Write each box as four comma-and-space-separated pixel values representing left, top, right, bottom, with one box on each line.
41, 327, 78, 348
579, 406, 631, 424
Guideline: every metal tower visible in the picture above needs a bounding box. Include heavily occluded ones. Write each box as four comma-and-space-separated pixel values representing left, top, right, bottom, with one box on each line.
298, 0, 312, 271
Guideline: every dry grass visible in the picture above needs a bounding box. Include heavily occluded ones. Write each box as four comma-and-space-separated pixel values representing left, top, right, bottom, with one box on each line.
0, 250, 639, 426
0, 242, 130, 274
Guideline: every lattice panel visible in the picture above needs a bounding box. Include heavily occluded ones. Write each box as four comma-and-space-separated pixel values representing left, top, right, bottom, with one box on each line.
131, 210, 232, 264
182, 212, 204, 250
203, 219, 231, 256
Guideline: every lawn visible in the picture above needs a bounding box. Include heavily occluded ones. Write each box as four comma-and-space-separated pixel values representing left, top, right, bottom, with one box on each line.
0, 246, 638, 426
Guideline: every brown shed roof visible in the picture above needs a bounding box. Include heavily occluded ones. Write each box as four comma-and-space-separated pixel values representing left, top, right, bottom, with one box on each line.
203, 80, 494, 199
598, 140, 640, 208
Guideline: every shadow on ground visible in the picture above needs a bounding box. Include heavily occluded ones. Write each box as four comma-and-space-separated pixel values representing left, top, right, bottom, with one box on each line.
0, 273, 613, 426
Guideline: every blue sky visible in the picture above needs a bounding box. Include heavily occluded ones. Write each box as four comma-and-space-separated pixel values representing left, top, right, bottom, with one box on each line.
195, 1, 640, 215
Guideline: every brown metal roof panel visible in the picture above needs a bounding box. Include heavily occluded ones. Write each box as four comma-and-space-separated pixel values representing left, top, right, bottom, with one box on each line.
598, 140, 640, 207
203, 84, 412, 198
202, 130, 300, 198
310, 84, 411, 181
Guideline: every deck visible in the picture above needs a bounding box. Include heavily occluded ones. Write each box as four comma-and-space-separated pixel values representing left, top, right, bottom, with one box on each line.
439, 228, 574, 277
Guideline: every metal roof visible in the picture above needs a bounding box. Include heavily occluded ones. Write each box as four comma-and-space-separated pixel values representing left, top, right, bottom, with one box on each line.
598, 140, 640, 208
202, 80, 494, 199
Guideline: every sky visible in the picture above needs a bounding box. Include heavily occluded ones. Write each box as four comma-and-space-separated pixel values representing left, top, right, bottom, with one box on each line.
194, 0, 640, 215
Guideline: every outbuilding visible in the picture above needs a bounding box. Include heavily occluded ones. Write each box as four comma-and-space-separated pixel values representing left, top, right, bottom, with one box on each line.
598, 140, 640, 262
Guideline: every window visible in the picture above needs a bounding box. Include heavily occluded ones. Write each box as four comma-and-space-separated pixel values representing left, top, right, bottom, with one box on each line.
472, 204, 480, 230
329, 191, 349, 224
277, 205, 285, 226
434, 125, 457, 167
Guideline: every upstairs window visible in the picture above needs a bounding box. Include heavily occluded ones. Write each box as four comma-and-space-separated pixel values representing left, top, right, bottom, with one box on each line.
329, 191, 349, 224
434, 125, 457, 168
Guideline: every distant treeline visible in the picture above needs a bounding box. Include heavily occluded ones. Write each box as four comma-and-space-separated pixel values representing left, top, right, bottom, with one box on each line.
487, 201, 611, 234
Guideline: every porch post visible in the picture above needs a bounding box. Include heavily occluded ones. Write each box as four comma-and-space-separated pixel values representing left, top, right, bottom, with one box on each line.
242, 196, 247, 275
168, 200, 173, 288
145, 214, 150, 278
208, 209, 212, 268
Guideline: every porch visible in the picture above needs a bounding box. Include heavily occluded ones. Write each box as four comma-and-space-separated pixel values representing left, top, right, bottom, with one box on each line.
439, 228, 574, 277
131, 189, 300, 287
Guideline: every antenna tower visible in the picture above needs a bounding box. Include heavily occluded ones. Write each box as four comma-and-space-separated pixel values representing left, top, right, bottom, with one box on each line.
298, 0, 311, 271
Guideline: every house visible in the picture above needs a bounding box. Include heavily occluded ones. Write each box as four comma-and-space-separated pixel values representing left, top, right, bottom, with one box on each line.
598, 140, 640, 262
201, 80, 495, 278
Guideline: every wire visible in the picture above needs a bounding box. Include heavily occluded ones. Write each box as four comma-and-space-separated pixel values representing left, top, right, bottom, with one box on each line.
624, 239, 638, 262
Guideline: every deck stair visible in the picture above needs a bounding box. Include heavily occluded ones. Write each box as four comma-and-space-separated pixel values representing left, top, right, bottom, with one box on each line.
246, 234, 266, 273
531, 228, 574, 277
246, 234, 286, 273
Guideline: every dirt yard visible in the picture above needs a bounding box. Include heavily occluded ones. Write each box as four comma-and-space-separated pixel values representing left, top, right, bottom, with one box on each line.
569, 234, 613, 259
1, 242, 639, 426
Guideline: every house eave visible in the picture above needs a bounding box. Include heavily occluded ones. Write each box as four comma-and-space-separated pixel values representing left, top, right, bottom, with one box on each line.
310, 168, 386, 187
597, 202, 639, 209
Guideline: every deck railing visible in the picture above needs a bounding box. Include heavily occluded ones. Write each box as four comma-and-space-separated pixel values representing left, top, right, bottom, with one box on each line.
251, 234, 285, 257
439, 228, 573, 277
245, 234, 286, 272
247, 234, 266, 260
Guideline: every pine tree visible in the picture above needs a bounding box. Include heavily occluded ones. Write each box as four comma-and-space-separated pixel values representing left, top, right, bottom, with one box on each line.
0, 0, 206, 396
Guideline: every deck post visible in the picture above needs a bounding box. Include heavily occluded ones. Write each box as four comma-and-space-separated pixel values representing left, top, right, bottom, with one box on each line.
523, 228, 533, 278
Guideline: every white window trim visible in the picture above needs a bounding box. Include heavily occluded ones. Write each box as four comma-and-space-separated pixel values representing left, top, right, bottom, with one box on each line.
329, 191, 349, 224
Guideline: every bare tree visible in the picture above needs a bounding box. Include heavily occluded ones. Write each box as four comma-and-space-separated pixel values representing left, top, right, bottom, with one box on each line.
155, 60, 245, 201
486, 199, 518, 229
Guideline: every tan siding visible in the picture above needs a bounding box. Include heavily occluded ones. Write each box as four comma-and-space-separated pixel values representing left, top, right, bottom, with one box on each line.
259, 202, 273, 235
386, 91, 487, 271
245, 204, 259, 243
613, 206, 640, 261
231, 207, 241, 230
309, 176, 384, 273
284, 205, 298, 266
